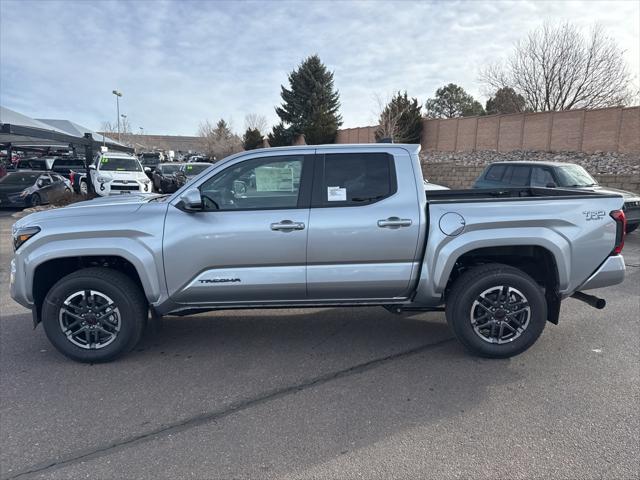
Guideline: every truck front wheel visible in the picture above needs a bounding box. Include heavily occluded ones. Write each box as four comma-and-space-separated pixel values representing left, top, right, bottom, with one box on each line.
41, 268, 147, 363
446, 263, 547, 358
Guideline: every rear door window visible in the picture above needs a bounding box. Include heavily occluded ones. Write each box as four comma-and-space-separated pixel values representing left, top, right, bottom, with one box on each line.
502, 165, 531, 186
316, 153, 396, 206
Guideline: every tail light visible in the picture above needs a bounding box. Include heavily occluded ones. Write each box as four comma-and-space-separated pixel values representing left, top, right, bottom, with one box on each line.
69, 171, 75, 185
609, 210, 626, 255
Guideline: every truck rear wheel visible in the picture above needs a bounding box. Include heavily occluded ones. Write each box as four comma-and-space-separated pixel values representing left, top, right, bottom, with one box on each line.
446, 263, 547, 358
41, 268, 147, 363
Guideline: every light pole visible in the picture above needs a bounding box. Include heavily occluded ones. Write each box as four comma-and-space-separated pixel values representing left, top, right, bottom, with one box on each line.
112, 90, 122, 142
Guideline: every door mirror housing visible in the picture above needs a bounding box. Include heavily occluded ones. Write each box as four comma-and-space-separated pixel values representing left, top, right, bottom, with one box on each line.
89, 164, 96, 170
178, 187, 202, 212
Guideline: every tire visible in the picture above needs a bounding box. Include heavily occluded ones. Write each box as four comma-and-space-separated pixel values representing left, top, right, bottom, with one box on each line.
445, 263, 547, 358
79, 180, 88, 196
41, 268, 147, 363
626, 223, 638, 234
30, 193, 41, 207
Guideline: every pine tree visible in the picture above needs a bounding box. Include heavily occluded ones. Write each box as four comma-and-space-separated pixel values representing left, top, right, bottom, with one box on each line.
267, 122, 292, 147
375, 91, 423, 144
273, 55, 342, 145
485, 87, 526, 115
242, 128, 263, 150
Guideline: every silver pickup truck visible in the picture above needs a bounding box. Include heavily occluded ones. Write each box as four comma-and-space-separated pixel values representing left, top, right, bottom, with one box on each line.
10, 144, 627, 362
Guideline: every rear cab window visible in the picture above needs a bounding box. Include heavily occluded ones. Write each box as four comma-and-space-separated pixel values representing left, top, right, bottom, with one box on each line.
485, 165, 507, 182
314, 153, 396, 206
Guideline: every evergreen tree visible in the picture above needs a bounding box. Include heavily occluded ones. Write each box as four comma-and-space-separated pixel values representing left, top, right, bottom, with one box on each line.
267, 122, 293, 147
485, 87, 526, 115
374, 91, 423, 143
242, 128, 263, 150
425, 83, 486, 118
274, 55, 342, 145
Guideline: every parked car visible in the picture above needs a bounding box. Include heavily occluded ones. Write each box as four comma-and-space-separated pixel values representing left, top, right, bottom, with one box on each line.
0, 171, 70, 207
174, 162, 211, 189
473, 161, 640, 233
139, 152, 163, 179
51, 157, 86, 192
86, 152, 152, 196
10, 144, 627, 363
152, 163, 183, 193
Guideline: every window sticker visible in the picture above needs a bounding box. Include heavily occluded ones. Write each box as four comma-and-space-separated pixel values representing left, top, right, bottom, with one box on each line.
327, 186, 346, 201
255, 166, 294, 192
101, 158, 109, 164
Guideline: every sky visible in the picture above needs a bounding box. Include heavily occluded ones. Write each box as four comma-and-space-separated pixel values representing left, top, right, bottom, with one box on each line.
1, 0, 638, 136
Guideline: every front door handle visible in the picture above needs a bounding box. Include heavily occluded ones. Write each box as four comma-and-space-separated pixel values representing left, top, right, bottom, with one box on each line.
271, 220, 305, 231
377, 217, 413, 228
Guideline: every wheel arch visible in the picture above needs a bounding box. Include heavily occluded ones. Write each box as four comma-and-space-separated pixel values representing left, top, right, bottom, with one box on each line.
31, 253, 156, 325
445, 245, 562, 324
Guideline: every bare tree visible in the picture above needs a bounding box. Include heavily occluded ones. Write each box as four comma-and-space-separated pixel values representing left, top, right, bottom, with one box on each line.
244, 113, 268, 135
100, 120, 134, 146
480, 22, 633, 111
198, 118, 242, 160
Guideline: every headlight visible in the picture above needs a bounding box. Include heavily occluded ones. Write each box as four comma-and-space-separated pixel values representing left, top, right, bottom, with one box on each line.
13, 226, 41, 251
141, 177, 151, 184
97, 175, 111, 183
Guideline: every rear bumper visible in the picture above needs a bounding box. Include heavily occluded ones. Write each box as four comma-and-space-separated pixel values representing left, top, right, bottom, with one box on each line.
578, 255, 625, 291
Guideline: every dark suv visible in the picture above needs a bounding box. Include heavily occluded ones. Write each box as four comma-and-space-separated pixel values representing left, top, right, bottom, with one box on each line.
473, 161, 640, 233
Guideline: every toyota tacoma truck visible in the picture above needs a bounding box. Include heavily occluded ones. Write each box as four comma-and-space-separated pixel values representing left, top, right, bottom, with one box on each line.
10, 144, 627, 362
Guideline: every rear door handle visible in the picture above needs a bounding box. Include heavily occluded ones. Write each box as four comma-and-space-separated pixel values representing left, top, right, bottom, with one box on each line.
271, 220, 305, 231
377, 217, 413, 228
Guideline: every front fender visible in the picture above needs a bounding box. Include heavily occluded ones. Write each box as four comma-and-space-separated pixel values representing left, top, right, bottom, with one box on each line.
22, 237, 164, 305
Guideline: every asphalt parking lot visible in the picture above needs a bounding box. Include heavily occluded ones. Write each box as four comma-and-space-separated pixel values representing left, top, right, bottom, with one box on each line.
1, 208, 638, 480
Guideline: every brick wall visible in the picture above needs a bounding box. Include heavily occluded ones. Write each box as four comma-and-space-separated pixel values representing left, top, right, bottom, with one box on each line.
337, 106, 640, 154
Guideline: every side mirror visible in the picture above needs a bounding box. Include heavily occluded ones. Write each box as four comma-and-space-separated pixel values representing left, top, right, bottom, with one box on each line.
178, 187, 202, 212
546, 182, 557, 188
89, 164, 96, 170
144, 167, 151, 173
36, 180, 44, 187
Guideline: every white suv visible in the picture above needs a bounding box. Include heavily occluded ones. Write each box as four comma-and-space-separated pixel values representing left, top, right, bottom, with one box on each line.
89, 152, 152, 196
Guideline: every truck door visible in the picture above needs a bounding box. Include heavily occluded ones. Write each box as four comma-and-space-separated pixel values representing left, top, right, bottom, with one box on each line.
163, 152, 314, 304
306, 149, 422, 299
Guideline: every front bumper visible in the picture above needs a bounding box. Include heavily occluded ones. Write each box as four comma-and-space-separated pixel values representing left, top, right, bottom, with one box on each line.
0, 194, 29, 208
10, 257, 33, 309
579, 255, 626, 291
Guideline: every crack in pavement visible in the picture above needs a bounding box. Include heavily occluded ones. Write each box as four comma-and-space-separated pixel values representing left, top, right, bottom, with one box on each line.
3, 337, 455, 480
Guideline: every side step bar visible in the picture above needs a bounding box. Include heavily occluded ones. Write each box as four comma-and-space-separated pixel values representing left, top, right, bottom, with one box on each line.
571, 291, 606, 309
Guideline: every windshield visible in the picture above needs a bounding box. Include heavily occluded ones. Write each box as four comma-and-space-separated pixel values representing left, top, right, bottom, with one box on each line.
161, 164, 181, 174
99, 157, 142, 172
183, 164, 209, 176
555, 165, 598, 187
0, 173, 39, 185
140, 156, 160, 166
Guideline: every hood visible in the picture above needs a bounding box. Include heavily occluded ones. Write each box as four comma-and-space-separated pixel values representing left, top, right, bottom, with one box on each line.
0, 183, 32, 194
98, 170, 147, 180
13, 193, 162, 228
